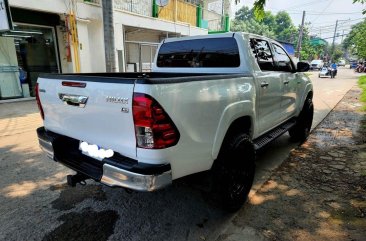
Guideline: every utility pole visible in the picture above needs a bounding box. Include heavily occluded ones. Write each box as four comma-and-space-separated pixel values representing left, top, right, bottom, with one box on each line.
102, 0, 117, 72
341, 30, 345, 42
331, 20, 338, 62
296, 11, 306, 60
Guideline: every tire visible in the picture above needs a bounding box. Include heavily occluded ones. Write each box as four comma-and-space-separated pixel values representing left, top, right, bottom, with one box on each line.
289, 98, 314, 142
211, 133, 255, 212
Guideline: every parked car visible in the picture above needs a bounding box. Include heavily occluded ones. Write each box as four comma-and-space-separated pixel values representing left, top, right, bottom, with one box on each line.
310, 59, 324, 70
36, 32, 313, 211
337, 60, 346, 66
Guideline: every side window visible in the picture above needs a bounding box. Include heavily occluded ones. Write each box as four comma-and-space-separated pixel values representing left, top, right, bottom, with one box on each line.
249, 39, 275, 71
272, 43, 293, 72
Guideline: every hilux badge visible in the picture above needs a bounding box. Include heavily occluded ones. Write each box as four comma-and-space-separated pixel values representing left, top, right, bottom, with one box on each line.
106, 96, 128, 104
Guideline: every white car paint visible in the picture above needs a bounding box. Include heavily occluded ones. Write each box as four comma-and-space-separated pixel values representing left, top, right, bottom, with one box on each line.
38, 32, 313, 180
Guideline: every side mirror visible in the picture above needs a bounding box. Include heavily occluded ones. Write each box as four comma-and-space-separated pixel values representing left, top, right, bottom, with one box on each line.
297, 62, 310, 72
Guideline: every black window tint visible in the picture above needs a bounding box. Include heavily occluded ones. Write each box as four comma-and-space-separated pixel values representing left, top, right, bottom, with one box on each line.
157, 38, 240, 68
273, 43, 293, 72
250, 39, 275, 71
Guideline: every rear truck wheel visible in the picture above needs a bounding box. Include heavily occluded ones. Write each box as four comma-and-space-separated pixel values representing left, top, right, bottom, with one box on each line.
289, 98, 314, 142
211, 133, 255, 212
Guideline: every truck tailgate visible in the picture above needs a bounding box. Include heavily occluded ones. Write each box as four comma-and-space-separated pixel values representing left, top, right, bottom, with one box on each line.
37, 76, 137, 159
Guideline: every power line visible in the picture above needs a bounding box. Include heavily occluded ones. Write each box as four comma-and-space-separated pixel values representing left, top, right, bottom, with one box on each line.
309, 18, 364, 30
285, 0, 331, 10
310, 0, 334, 32
320, 33, 349, 40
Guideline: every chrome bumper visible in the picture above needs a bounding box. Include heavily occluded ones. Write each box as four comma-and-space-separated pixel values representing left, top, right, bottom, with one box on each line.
101, 164, 172, 191
37, 127, 172, 192
38, 134, 54, 159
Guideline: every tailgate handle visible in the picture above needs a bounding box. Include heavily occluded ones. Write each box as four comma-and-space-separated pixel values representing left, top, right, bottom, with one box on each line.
59, 93, 88, 108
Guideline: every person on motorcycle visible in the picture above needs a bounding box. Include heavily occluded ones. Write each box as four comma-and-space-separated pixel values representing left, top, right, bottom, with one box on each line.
355, 61, 365, 73
331, 62, 337, 78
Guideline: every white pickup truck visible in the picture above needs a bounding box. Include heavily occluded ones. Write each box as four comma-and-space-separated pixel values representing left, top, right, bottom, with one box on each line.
37, 32, 313, 211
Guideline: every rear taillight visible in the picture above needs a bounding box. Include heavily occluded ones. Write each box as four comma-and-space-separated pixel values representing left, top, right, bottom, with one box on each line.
35, 83, 44, 120
132, 93, 179, 149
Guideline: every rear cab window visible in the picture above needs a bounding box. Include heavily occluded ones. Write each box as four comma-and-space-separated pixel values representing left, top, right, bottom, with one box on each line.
157, 37, 240, 68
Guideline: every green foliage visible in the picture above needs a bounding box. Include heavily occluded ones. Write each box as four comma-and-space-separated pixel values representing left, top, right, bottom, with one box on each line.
253, 0, 266, 20
358, 76, 366, 111
231, 19, 276, 38
231, 7, 275, 38
274, 11, 297, 41
231, 6, 328, 61
231, 7, 296, 41
332, 46, 344, 62
343, 20, 366, 59
353, 0, 366, 14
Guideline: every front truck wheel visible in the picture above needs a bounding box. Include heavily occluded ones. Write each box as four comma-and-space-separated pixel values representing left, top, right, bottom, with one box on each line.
211, 133, 255, 212
289, 98, 314, 142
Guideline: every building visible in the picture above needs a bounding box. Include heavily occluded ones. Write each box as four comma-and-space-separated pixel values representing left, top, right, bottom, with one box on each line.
0, 0, 229, 100
277, 40, 295, 57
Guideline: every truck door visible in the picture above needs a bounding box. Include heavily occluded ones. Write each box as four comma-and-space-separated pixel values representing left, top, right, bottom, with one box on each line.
250, 38, 282, 135
271, 42, 298, 122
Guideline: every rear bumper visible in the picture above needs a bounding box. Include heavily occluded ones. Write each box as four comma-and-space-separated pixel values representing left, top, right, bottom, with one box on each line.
37, 127, 172, 191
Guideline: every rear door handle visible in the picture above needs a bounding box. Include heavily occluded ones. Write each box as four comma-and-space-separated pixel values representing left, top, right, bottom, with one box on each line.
284, 80, 289, 85
261, 82, 269, 88
59, 93, 88, 108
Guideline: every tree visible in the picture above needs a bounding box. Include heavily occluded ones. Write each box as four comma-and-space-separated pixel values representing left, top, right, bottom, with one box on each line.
231, 6, 278, 38
102, 0, 117, 72
250, 0, 366, 19
343, 20, 366, 59
234, 5, 255, 21
353, 0, 366, 14
253, 0, 267, 20
231, 7, 296, 41
231, 19, 276, 38
231, 6, 328, 61
274, 11, 297, 42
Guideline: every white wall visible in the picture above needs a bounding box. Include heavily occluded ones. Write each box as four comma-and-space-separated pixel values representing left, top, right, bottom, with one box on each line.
86, 19, 106, 72
77, 21, 92, 73
9, 0, 207, 73
9, 0, 102, 20
115, 23, 124, 72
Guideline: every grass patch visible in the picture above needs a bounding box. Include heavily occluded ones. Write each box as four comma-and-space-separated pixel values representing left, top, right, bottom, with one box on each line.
358, 76, 366, 111
305, 73, 312, 77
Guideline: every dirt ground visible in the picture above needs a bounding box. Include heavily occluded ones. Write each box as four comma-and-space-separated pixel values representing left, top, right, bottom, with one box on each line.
219, 87, 366, 241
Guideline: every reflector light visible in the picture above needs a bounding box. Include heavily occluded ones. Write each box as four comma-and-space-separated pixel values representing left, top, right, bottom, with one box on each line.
35, 83, 44, 120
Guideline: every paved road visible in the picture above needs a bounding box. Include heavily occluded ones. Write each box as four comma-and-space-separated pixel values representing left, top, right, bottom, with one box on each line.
0, 68, 360, 241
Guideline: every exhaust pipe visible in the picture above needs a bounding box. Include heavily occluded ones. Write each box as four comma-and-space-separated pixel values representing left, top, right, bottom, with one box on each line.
67, 173, 89, 187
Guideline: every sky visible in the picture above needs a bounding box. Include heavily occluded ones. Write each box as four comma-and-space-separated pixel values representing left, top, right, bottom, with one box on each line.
233, 0, 365, 43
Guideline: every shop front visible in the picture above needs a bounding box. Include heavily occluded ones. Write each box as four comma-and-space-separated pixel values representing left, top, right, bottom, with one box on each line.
0, 7, 61, 100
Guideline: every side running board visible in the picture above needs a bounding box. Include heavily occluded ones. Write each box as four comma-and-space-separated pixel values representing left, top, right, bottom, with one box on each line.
253, 119, 296, 150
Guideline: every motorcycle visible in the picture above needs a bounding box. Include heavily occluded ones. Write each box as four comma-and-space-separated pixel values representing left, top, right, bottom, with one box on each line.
318, 66, 337, 78
355, 63, 366, 73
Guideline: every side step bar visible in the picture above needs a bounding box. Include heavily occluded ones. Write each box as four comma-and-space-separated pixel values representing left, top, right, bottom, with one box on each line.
253, 119, 296, 150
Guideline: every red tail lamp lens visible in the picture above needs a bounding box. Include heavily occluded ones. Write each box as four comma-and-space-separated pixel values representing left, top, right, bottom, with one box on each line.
132, 93, 179, 149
